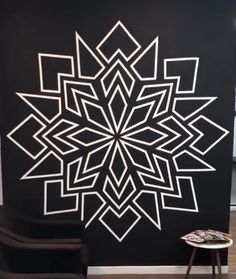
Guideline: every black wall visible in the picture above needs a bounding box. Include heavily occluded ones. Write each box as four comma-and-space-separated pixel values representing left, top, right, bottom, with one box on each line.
0, 0, 235, 266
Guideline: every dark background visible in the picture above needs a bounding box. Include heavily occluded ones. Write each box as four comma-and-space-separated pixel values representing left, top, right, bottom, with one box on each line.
0, 0, 236, 266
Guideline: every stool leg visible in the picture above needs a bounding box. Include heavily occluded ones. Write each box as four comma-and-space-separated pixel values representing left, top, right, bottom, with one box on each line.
215, 250, 222, 279
211, 250, 216, 276
185, 247, 197, 279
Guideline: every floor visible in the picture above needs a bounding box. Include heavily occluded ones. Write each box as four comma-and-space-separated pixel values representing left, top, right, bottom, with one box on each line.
88, 275, 236, 279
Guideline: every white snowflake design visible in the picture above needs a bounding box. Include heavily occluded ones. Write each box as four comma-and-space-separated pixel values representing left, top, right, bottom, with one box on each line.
7, 21, 228, 241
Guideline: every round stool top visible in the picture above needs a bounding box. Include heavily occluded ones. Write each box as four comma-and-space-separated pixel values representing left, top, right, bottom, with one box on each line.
186, 238, 233, 249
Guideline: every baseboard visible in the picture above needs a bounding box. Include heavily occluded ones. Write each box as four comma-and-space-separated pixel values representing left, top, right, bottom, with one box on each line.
88, 265, 228, 275
230, 205, 236, 211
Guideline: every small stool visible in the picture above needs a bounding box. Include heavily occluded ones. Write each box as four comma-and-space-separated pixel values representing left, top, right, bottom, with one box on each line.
185, 239, 233, 279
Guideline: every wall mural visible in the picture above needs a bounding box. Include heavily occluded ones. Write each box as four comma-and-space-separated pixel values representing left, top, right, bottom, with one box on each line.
6, 21, 229, 242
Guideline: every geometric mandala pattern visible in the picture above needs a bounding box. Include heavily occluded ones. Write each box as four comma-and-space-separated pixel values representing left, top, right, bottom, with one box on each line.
7, 21, 229, 242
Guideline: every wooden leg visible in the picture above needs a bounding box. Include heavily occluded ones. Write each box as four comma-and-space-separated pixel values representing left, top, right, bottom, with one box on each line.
211, 250, 216, 276
185, 247, 197, 279
215, 249, 222, 279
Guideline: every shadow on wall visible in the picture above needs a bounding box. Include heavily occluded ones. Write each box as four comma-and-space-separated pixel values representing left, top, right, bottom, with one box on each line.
232, 117, 236, 207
